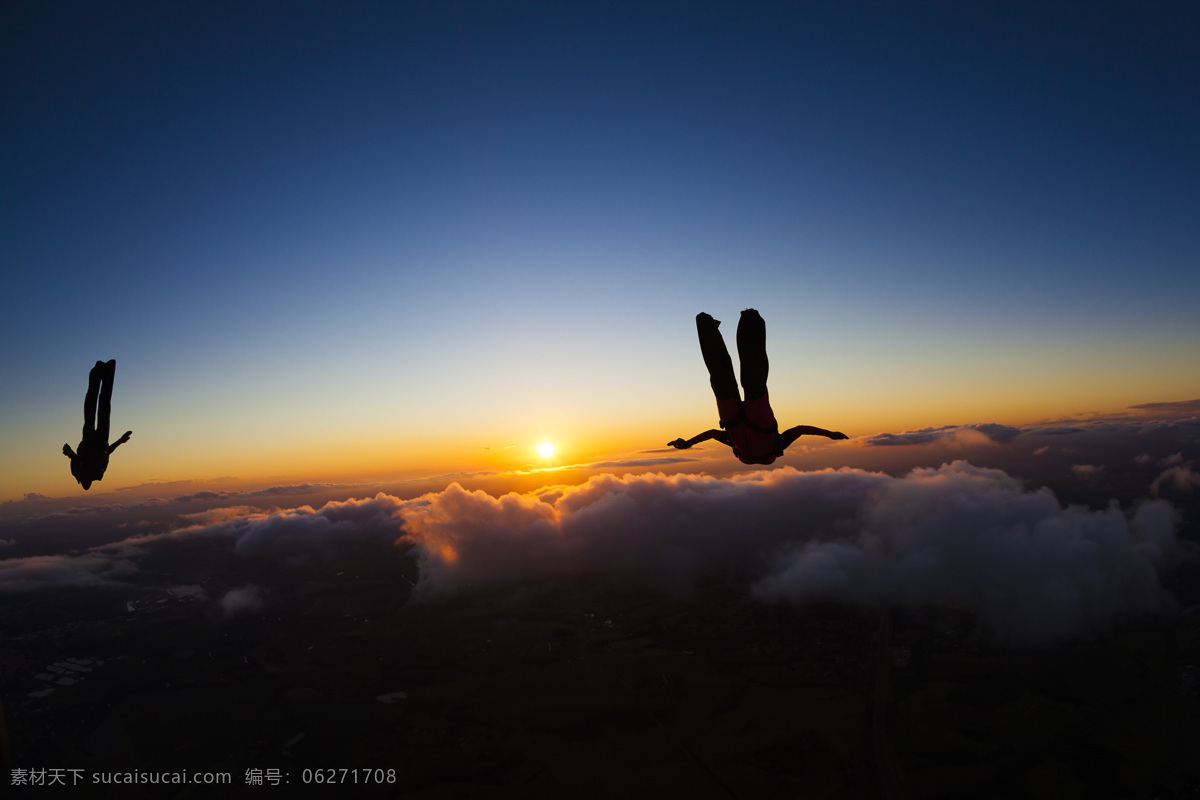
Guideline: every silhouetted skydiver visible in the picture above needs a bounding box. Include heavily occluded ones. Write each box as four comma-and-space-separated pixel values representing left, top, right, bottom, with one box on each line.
669, 310, 846, 465
62, 360, 131, 490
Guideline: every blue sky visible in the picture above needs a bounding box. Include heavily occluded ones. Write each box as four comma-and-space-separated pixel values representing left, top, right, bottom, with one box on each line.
3, 1, 1199, 499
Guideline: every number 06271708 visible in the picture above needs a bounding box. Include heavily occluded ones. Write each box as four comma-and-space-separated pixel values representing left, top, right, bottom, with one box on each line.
301, 769, 397, 784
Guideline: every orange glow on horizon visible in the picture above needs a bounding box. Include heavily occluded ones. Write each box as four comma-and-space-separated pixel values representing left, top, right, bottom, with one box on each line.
16, 383, 1200, 504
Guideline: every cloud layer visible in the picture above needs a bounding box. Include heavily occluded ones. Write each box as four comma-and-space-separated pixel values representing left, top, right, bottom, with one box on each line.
861, 424, 1022, 447
0, 495, 409, 594
0, 552, 139, 593
397, 463, 1180, 644
1, 461, 1187, 646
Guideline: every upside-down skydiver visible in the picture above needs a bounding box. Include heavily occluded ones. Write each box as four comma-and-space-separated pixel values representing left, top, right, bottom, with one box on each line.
669, 310, 846, 465
62, 360, 132, 490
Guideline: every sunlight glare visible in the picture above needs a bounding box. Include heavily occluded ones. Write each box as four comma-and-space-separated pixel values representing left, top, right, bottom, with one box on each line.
536, 442, 556, 459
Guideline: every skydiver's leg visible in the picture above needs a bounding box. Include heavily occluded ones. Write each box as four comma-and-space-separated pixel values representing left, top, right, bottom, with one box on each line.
696, 313, 741, 424
83, 362, 103, 439
697, 313, 739, 400
736, 309, 768, 401
737, 310, 778, 432
97, 360, 115, 446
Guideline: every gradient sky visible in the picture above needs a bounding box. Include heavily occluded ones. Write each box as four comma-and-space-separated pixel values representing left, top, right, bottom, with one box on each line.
3, 2, 1199, 501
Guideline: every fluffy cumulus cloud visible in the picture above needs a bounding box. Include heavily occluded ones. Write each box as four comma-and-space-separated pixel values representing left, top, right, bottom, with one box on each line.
168, 493, 407, 559
397, 469, 884, 599
398, 463, 1181, 645
752, 464, 1177, 645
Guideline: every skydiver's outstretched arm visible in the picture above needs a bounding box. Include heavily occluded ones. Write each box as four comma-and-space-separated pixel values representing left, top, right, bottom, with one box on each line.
107, 431, 132, 454
62, 443, 76, 458
669, 430, 731, 450
777, 425, 848, 452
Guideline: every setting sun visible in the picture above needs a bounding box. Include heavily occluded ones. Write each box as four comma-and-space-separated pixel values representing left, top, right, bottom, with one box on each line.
535, 442, 556, 459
